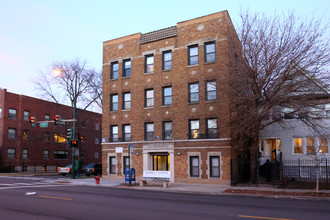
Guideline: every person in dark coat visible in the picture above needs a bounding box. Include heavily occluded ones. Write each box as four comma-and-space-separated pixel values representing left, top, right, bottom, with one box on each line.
264, 159, 273, 182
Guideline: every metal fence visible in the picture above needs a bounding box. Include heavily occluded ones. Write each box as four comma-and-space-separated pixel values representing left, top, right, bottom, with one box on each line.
282, 158, 330, 183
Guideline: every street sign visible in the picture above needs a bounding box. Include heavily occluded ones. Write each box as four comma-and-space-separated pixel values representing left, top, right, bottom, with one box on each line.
129, 144, 133, 153
39, 122, 48, 128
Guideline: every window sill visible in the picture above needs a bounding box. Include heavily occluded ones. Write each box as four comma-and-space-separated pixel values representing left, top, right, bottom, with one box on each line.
162, 69, 172, 72
144, 107, 154, 109
110, 111, 118, 113
144, 72, 154, 75
205, 100, 217, 103
187, 64, 199, 67
204, 61, 216, 65
110, 78, 119, 81
188, 102, 199, 105
162, 105, 172, 107
122, 76, 131, 79
121, 109, 131, 112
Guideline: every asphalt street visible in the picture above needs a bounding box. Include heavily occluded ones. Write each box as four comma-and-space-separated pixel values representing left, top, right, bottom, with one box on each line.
0, 176, 330, 220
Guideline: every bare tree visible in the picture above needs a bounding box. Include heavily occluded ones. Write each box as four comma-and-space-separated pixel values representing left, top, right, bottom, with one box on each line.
34, 58, 102, 112
230, 10, 330, 183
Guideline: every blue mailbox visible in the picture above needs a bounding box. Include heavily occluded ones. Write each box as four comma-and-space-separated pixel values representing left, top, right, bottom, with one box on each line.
125, 168, 136, 183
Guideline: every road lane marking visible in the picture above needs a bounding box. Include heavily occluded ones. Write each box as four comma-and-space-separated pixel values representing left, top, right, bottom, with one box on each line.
238, 215, 295, 220
39, 195, 72, 201
25, 192, 36, 195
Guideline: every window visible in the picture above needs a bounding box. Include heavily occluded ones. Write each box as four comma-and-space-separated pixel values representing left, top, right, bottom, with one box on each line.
109, 156, 117, 174
54, 150, 68, 159
145, 89, 154, 107
44, 150, 49, 159
0, 107, 2, 118
306, 138, 315, 154
123, 59, 131, 77
111, 62, 119, 79
123, 156, 130, 174
23, 111, 29, 121
81, 151, 85, 158
122, 92, 131, 110
189, 83, 199, 103
7, 149, 16, 159
22, 149, 28, 159
188, 45, 198, 65
95, 124, 100, 130
206, 81, 217, 101
319, 138, 329, 153
95, 152, 99, 159
162, 51, 172, 70
110, 125, 118, 142
207, 118, 218, 138
110, 94, 118, 111
23, 130, 28, 139
145, 122, 154, 141
210, 156, 220, 177
8, 128, 16, 139
54, 134, 67, 143
294, 138, 303, 154
326, 104, 330, 118
145, 55, 154, 73
190, 156, 199, 177
163, 121, 172, 140
162, 86, 172, 106
205, 42, 216, 63
189, 120, 200, 139
80, 136, 85, 143
95, 138, 99, 144
44, 132, 50, 142
123, 124, 131, 142
45, 114, 50, 120
283, 107, 295, 119
8, 108, 16, 119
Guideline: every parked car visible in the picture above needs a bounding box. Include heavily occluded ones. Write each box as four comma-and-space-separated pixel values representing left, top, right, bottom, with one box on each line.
58, 165, 72, 176
84, 163, 102, 176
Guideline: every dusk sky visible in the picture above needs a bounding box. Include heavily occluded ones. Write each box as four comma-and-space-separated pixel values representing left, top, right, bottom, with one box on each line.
0, 0, 329, 101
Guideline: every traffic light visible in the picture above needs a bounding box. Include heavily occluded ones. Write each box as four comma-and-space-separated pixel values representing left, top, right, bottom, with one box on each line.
67, 128, 73, 141
29, 117, 36, 127
71, 140, 77, 148
54, 115, 61, 125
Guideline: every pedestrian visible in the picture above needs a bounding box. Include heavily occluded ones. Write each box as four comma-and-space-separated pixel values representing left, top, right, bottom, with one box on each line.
264, 159, 273, 182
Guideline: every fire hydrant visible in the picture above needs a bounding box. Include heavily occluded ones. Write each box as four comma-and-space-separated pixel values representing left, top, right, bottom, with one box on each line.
94, 176, 100, 184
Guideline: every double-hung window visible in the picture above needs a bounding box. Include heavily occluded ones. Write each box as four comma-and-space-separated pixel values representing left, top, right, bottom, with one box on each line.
210, 156, 220, 177
162, 86, 172, 106
123, 124, 131, 142
8, 108, 16, 119
163, 121, 172, 140
45, 114, 50, 120
123, 59, 131, 77
189, 83, 199, 103
189, 120, 200, 139
205, 42, 216, 63
44, 150, 49, 159
162, 51, 172, 70
0, 107, 2, 118
7, 149, 16, 159
145, 122, 154, 141
207, 118, 218, 138
294, 138, 303, 154
22, 149, 28, 159
111, 62, 119, 79
122, 92, 131, 110
306, 138, 315, 154
145, 55, 154, 73
23, 111, 29, 121
319, 138, 329, 153
110, 125, 118, 142
188, 45, 198, 65
109, 156, 117, 174
8, 128, 16, 139
110, 94, 118, 111
145, 89, 154, 107
206, 81, 217, 101
190, 156, 199, 177
123, 156, 130, 174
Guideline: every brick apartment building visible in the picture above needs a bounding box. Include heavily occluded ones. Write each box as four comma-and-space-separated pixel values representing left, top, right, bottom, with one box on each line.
0, 88, 102, 172
101, 11, 241, 184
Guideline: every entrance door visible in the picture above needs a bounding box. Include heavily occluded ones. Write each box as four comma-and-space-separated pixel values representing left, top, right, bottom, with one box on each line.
260, 139, 281, 161
153, 155, 169, 171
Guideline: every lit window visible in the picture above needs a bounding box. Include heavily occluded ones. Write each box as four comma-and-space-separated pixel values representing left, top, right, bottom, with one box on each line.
162, 51, 172, 70
111, 62, 119, 79
145, 55, 154, 73
294, 138, 303, 154
188, 45, 199, 65
189, 120, 200, 139
206, 81, 216, 101
306, 138, 315, 154
54, 134, 67, 143
123, 59, 131, 77
205, 42, 216, 63
23, 130, 28, 139
319, 138, 329, 153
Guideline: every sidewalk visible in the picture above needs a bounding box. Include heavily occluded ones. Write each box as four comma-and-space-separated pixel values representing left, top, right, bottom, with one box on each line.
54, 177, 330, 200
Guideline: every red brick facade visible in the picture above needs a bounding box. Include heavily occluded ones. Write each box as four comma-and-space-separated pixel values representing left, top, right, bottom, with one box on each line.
0, 89, 102, 172
102, 11, 241, 185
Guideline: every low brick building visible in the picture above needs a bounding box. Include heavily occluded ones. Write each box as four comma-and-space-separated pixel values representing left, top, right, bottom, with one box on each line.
0, 89, 102, 172
102, 11, 241, 184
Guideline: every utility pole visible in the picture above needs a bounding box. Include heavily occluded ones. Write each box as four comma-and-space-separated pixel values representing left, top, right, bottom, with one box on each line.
72, 70, 77, 179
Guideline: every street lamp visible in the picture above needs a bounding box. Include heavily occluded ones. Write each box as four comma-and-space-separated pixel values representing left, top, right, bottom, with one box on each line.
53, 69, 78, 179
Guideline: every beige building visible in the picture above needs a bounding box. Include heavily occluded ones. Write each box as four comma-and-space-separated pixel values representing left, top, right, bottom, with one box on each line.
101, 11, 241, 184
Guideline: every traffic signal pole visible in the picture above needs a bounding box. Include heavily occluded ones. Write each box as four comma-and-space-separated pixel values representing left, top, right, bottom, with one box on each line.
72, 70, 77, 179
